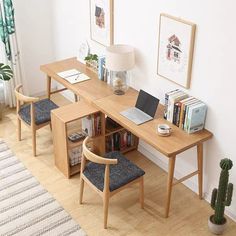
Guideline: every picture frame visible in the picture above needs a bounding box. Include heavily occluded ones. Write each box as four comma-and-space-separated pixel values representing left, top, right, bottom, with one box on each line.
90, 0, 113, 47
77, 40, 90, 64
157, 13, 196, 89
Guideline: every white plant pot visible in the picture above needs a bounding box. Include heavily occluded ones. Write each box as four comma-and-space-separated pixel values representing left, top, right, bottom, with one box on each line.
208, 215, 227, 235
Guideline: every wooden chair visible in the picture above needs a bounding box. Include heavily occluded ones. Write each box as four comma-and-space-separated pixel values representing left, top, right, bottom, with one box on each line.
79, 137, 145, 229
14, 84, 58, 156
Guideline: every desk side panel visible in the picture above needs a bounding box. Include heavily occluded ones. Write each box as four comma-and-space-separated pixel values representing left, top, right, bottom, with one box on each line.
51, 111, 70, 178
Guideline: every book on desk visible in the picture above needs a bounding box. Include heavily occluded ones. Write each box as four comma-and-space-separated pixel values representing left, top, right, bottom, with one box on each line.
57, 69, 91, 84
164, 89, 207, 133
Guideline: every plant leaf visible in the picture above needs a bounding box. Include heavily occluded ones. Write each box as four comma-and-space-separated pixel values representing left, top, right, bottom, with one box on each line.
0, 63, 13, 81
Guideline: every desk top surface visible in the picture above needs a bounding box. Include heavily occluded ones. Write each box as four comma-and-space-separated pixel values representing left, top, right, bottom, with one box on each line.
40, 57, 114, 103
41, 57, 213, 157
93, 89, 213, 157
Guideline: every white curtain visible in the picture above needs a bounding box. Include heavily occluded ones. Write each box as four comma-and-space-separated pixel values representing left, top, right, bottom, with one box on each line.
0, 0, 22, 108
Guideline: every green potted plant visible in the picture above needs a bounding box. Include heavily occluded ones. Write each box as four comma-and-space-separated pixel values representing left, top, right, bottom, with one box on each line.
208, 158, 233, 235
0, 63, 14, 120
84, 53, 98, 71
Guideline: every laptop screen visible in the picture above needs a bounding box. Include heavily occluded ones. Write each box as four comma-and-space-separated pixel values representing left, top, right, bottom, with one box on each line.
135, 90, 159, 118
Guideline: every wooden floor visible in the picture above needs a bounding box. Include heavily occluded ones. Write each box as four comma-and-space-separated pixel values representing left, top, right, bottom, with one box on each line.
0, 94, 236, 236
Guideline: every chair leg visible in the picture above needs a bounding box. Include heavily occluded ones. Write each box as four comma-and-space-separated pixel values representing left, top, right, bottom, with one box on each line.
17, 118, 21, 141
103, 192, 110, 229
32, 127, 36, 156
139, 177, 144, 209
79, 177, 84, 204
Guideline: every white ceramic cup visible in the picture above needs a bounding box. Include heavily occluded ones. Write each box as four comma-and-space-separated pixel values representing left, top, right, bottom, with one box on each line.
157, 124, 171, 135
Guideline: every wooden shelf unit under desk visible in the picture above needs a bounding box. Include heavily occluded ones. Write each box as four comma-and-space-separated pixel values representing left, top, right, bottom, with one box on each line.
105, 116, 139, 154
51, 101, 105, 178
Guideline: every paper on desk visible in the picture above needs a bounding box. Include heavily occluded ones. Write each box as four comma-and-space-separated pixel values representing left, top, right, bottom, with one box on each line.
57, 69, 80, 78
57, 69, 91, 84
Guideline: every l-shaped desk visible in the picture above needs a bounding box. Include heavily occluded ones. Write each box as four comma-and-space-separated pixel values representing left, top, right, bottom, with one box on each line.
41, 57, 213, 218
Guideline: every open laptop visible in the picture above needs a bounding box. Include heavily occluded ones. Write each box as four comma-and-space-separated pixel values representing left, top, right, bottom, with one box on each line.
120, 90, 159, 125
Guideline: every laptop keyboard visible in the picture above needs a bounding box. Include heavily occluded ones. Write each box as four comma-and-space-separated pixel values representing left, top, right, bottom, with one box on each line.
121, 107, 153, 125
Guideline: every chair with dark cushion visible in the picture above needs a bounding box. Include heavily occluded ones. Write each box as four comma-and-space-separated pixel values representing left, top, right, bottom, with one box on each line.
79, 137, 145, 229
15, 84, 59, 156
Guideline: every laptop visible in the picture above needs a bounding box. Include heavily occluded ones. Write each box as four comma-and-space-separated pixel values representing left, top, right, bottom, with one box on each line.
120, 90, 159, 125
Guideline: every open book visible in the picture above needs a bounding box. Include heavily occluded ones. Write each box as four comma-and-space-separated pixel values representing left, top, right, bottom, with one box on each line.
57, 69, 91, 84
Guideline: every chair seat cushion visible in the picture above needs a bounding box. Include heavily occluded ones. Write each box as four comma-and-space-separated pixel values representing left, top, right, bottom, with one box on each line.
18, 98, 58, 125
83, 151, 145, 192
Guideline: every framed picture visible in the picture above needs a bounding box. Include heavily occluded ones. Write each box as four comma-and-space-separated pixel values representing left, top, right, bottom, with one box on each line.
90, 0, 113, 47
77, 40, 90, 64
157, 13, 196, 88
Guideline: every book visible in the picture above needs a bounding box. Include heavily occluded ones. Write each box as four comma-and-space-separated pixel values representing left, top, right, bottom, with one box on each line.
82, 114, 102, 137
69, 145, 82, 166
168, 91, 188, 123
98, 56, 105, 80
178, 96, 195, 128
82, 115, 93, 137
164, 89, 179, 119
173, 102, 182, 126
183, 100, 202, 131
166, 90, 182, 121
186, 103, 207, 133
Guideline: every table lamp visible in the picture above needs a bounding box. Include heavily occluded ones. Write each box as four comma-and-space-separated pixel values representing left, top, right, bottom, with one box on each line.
106, 44, 135, 95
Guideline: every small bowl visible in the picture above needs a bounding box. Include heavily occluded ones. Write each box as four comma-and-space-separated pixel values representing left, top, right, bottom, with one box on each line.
157, 124, 172, 136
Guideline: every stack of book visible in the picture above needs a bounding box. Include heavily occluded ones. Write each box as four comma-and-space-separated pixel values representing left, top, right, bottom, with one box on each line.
69, 145, 82, 166
164, 89, 207, 133
106, 130, 135, 152
82, 113, 102, 137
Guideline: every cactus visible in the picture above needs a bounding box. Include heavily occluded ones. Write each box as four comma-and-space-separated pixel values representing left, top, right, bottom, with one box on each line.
210, 158, 233, 224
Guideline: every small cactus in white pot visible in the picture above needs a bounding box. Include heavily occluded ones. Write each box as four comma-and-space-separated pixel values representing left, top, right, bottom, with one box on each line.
208, 158, 233, 235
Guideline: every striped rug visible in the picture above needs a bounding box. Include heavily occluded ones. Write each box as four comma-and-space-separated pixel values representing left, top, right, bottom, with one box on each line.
0, 140, 86, 236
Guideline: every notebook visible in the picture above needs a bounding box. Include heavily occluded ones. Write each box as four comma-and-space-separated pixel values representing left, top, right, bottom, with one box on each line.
57, 69, 91, 84
120, 90, 159, 125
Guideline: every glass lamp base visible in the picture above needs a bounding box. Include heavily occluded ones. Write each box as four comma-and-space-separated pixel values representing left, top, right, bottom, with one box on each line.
110, 71, 130, 96
114, 89, 125, 95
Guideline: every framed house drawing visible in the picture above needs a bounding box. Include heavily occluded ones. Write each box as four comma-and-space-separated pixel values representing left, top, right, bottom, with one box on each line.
90, 0, 113, 47
157, 13, 196, 88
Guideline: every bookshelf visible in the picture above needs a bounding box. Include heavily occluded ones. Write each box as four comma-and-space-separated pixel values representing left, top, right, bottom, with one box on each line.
51, 101, 105, 178
105, 117, 139, 154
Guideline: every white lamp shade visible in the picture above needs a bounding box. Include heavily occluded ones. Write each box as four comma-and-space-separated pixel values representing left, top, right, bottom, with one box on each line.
106, 44, 135, 71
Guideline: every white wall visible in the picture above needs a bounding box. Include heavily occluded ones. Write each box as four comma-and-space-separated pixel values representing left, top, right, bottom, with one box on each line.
15, 0, 236, 220
13, 0, 55, 96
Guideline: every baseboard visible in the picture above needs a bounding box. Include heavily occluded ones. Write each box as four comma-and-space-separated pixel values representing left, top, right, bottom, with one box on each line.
31, 85, 57, 98
204, 192, 236, 222
138, 142, 236, 222
138, 143, 199, 193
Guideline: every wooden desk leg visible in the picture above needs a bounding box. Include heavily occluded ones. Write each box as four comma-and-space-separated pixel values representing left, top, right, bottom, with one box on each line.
197, 143, 203, 199
165, 156, 176, 218
47, 75, 51, 99
74, 94, 78, 102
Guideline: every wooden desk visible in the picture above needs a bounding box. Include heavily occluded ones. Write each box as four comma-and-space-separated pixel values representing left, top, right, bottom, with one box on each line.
93, 89, 213, 217
41, 58, 213, 218
40, 57, 114, 103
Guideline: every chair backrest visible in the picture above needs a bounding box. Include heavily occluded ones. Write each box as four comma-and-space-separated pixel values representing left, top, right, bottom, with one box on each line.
81, 137, 118, 193
14, 84, 39, 125
82, 137, 117, 165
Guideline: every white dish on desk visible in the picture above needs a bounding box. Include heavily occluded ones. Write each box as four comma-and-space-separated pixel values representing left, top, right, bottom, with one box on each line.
157, 124, 172, 136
